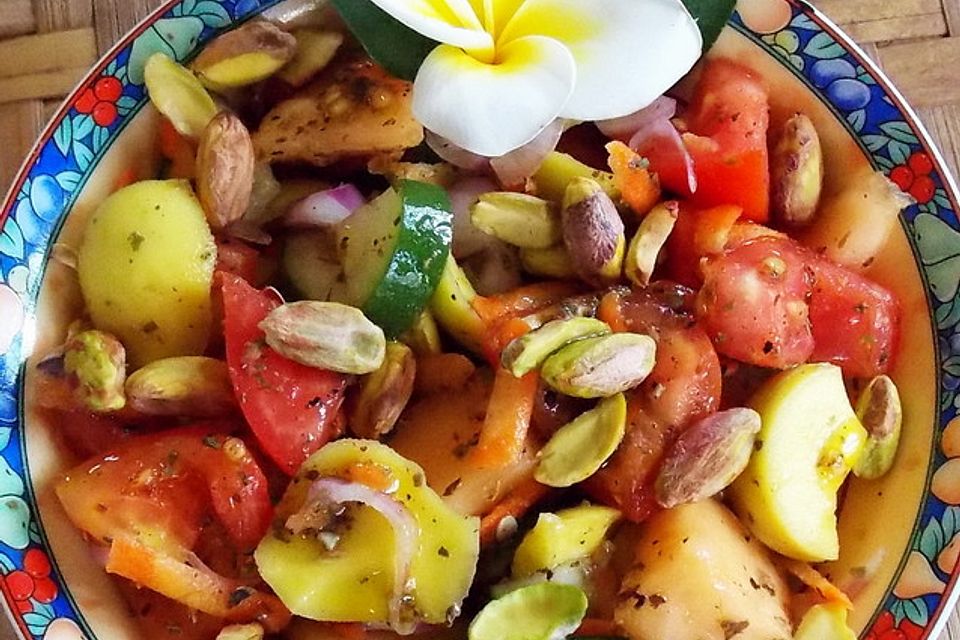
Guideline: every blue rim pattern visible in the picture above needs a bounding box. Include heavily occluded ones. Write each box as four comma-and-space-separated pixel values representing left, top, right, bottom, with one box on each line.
0, 0, 957, 638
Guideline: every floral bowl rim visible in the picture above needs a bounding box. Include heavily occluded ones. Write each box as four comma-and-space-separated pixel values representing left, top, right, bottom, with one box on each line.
0, 0, 959, 638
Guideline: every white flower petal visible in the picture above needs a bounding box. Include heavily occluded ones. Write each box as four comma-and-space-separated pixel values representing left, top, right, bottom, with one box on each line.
499, 0, 703, 120
413, 37, 576, 157
367, 0, 492, 52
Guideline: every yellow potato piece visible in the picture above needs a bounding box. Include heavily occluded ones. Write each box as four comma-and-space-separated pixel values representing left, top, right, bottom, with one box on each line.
615, 500, 792, 640
77, 180, 216, 367
255, 440, 479, 625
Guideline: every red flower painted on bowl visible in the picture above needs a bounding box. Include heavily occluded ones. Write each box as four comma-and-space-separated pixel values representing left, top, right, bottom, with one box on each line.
865, 611, 924, 640
5, 548, 58, 613
890, 152, 937, 204
75, 76, 124, 128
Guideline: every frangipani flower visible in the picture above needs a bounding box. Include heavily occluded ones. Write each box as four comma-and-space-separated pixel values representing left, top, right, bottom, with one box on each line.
368, 0, 703, 156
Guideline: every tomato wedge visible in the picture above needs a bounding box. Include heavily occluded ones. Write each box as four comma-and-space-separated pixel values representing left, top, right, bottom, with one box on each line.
809, 259, 900, 378
697, 237, 815, 369
585, 285, 721, 522
643, 59, 771, 221
221, 272, 347, 475
55, 426, 289, 630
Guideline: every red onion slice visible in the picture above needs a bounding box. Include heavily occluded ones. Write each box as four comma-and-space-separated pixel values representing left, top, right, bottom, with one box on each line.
284, 184, 365, 229
448, 177, 499, 259
425, 130, 490, 173
490, 119, 565, 187
596, 96, 678, 141
290, 477, 420, 634
628, 118, 698, 195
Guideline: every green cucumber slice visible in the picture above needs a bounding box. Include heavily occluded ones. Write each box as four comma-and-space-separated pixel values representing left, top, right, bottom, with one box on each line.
468, 583, 588, 640
339, 179, 452, 337
282, 231, 347, 302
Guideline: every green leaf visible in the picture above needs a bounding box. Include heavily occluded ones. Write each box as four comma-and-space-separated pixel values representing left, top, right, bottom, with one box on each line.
682, 0, 736, 52
330, 0, 438, 81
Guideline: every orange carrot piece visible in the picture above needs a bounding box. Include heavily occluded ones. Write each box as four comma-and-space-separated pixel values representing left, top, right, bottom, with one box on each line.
574, 618, 621, 637
782, 558, 854, 610
693, 204, 743, 255
479, 477, 550, 546
607, 140, 661, 216
598, 289, 630, 333
471, 282, 580, 326
468, 369, 539, 470
158, 116, 196, 179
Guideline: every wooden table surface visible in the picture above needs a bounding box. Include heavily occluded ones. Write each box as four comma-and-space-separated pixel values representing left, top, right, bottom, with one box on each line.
1, 0, 960, 638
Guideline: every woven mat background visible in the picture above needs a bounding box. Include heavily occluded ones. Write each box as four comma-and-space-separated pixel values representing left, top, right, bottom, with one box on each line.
0, 0, 958, 638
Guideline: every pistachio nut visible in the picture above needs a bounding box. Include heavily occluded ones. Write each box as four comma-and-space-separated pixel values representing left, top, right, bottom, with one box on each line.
215, 623, 264, 640
125, 356, 237, 417
278, 30, 344, 87
654, 407, 762, 509
400, 309, 442, 356
191, 21, 297, 90
535, 393, 628, 487
470, 192, 561, 249
541, 332, 656, 399
533, 151, 620, 204
771, 113, 824, 226
144, 53, 219, 139
197, 112, 256, 230
350, 342, 416, 439
561, 177, 626, 286
259, 301, 386, 374
625, 201, 678, 287
63, 330, 126, 413
520, 245, 576, 279
852, 375, 902, 479
502, 318, 611, 378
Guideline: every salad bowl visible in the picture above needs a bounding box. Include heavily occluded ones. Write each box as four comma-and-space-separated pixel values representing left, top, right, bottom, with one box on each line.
0, 0, 959, 638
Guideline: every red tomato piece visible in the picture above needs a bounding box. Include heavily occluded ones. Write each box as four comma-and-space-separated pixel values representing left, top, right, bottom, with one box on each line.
55, 426, 287, 629
585, 285, 722, 522
644, 59, 771, 221
696, 236, 815, 369
56, 425, 271, 550
809, 258, 899, 378
221, 273, 347, 475
216, 238, 263, 285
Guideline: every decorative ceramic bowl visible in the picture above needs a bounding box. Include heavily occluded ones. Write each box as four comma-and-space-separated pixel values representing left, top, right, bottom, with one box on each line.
1, 0, 959, 638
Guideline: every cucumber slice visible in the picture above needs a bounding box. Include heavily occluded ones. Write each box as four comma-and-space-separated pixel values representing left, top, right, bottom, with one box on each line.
339, 180, 452, 337
282, 231, 348, 302
468, 583, 587, 640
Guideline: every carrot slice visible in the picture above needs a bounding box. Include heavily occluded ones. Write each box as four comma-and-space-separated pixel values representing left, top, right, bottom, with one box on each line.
607, 141, 661, 217
468, 369, 539, 470
157, 116, 196, 179
479, 477, 550, 546
782, 558, 854, 610
472, 282, 580, 326
597, 289, 630, 333
106, 535, 291, 631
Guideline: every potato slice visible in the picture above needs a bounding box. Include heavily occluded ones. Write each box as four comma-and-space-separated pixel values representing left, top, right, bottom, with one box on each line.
254, 57, 423, 166
615, 500, 792, 640
77, 180, 216, 367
